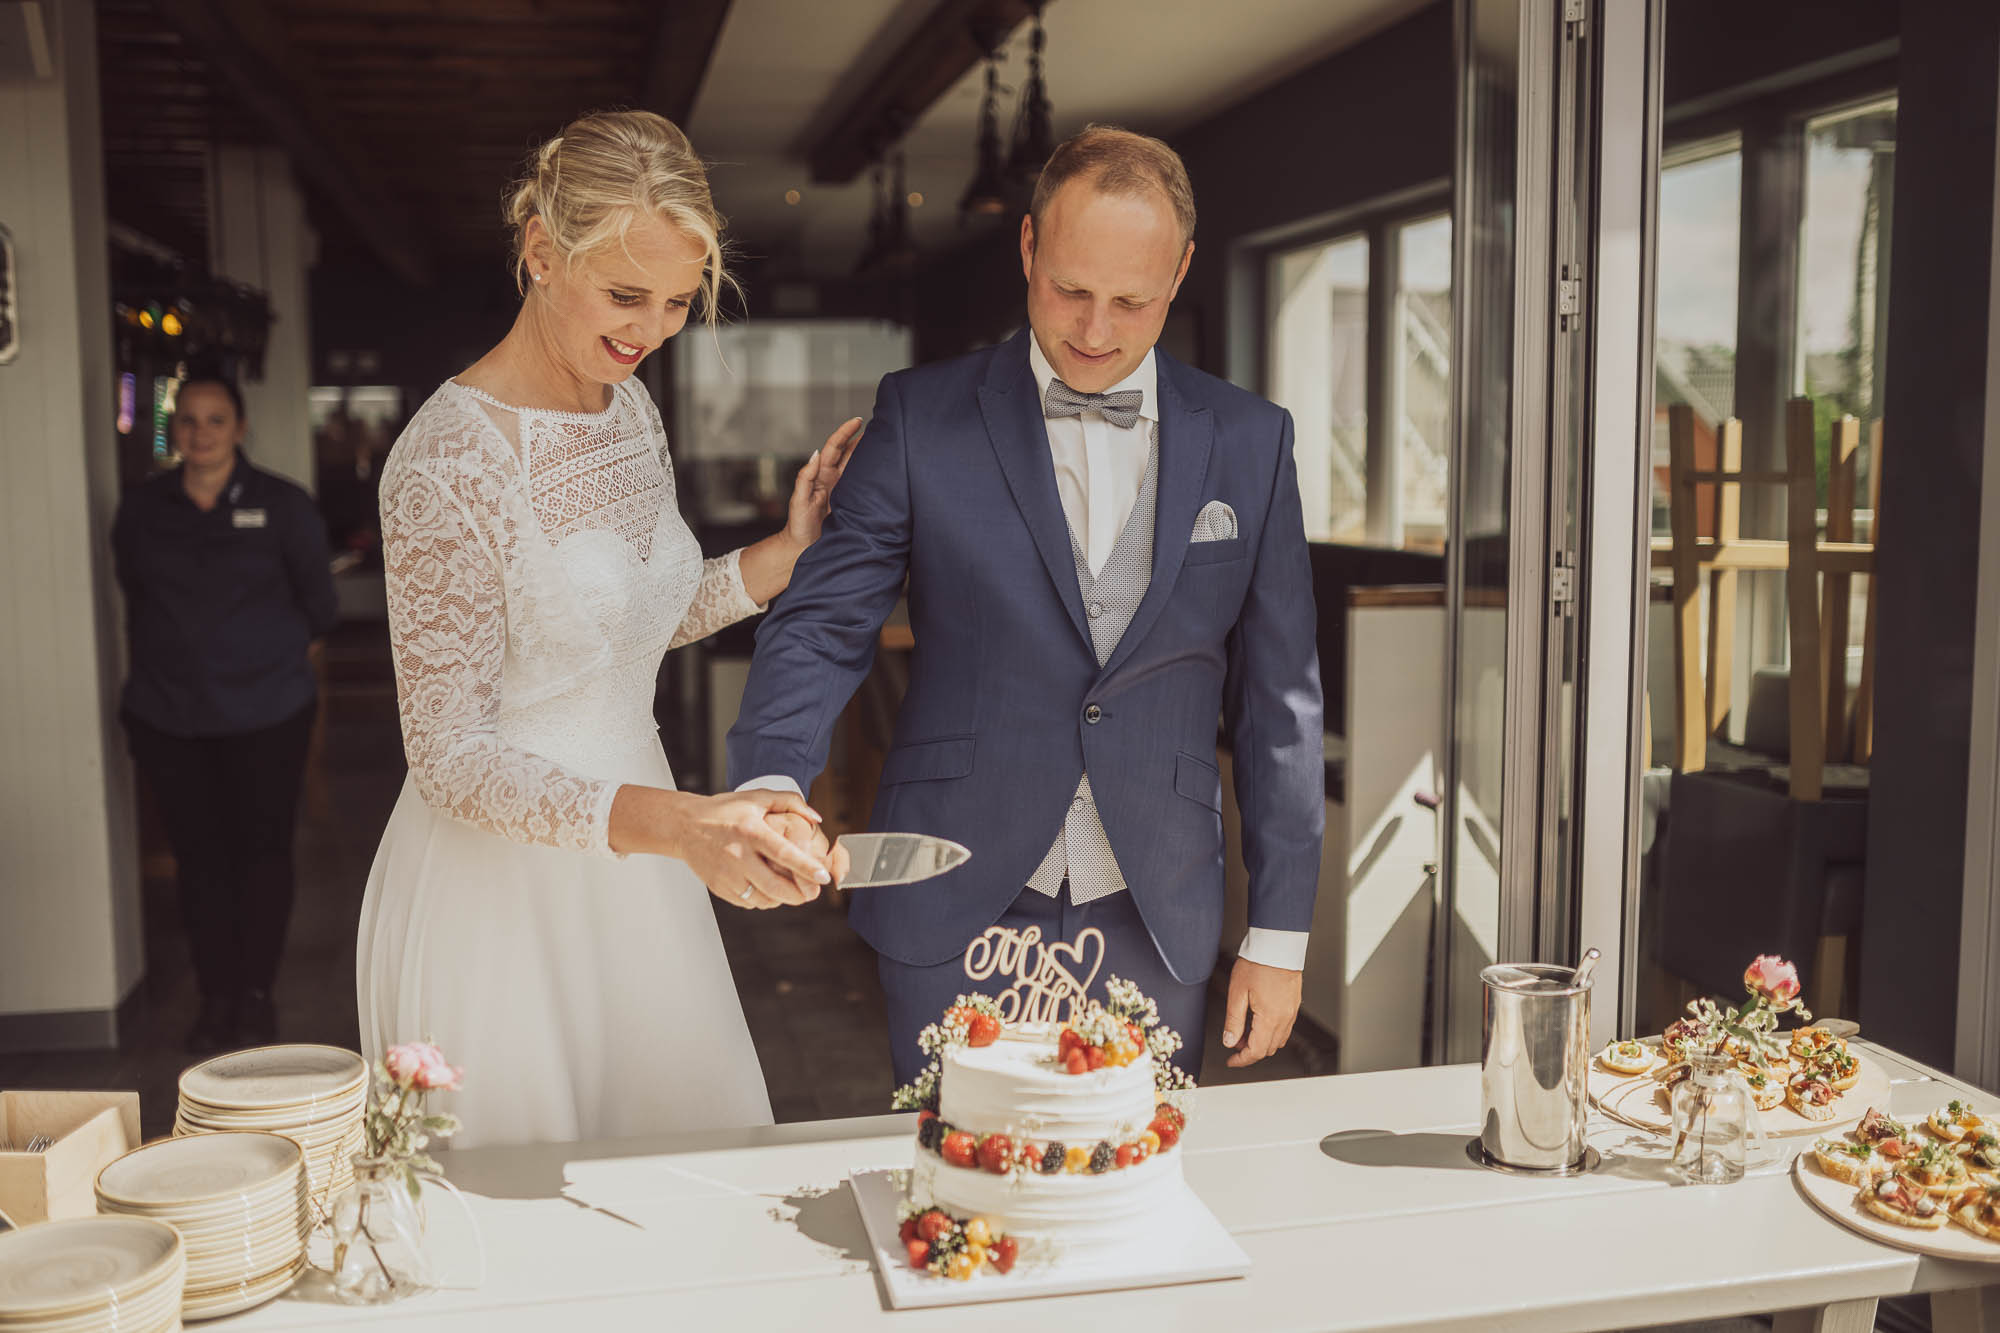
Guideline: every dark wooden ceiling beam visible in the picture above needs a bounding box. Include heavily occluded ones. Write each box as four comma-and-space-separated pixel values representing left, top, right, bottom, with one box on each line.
802, 0, 1040, 185
640, 0, 731, 128
151, 0, 433, 285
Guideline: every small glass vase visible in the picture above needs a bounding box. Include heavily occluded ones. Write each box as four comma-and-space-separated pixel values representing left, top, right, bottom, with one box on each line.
1669, 1051, 1768, 1184
331, 1155, 434, 1304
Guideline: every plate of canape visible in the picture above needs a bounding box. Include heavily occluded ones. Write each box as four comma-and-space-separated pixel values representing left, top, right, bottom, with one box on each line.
1792, 1103, 2000, 1262
1589, 1026, 1888, 1139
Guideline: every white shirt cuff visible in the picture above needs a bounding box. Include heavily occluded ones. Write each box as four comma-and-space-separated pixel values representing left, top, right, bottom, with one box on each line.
737, 774, 803, 796
1238, 927, 1309, 971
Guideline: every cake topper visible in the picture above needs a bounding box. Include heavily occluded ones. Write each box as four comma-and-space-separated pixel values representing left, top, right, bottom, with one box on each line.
961, 925, 1104, 1025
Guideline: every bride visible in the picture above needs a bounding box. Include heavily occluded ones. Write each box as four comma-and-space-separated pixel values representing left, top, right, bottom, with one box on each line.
357, 110, 860, 1149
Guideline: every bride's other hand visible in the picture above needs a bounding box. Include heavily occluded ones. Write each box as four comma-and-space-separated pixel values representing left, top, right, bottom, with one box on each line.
784, 417, 863, 550
610, 786, 830, 909
764, 811, 852, 886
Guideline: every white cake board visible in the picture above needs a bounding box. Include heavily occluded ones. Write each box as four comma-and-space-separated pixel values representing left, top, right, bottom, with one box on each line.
848, 1168, 1250, 1309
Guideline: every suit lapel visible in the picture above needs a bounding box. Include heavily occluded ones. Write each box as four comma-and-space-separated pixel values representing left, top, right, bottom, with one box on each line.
1103, 354, 1214, 678
978, 333, 1094, 649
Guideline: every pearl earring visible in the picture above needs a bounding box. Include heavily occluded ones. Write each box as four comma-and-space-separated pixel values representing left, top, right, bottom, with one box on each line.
533, 272, 545, 283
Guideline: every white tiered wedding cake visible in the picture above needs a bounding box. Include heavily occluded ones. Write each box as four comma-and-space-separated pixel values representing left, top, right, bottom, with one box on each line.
892, 961, 1193, 1281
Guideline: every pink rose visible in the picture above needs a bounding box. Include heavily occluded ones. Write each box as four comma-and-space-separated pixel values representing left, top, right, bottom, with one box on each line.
1743, 955, 1800, 1005
385, 1041, 462, 1092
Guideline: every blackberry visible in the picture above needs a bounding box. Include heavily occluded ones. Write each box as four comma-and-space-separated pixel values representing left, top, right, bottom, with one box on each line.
917, 1117, 945, 1152
1087, 1141, 1115, 1174
1038, 1141, 1066, 1174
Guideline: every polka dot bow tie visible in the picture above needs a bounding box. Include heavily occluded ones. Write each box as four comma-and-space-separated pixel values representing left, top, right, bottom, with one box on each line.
1043, 378, 1144, 430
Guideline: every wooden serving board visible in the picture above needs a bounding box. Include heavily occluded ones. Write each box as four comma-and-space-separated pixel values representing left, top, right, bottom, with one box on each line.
1792, 1152, 2000, 1264
1587, 1055, 1890, 1140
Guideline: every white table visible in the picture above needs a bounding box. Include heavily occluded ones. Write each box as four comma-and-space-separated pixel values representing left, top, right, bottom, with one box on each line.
222, 1041, 2000, 1332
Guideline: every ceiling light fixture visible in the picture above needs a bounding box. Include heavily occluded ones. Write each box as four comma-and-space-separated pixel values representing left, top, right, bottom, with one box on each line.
959, 47, 1010, 220
1005, 4, 1055, 202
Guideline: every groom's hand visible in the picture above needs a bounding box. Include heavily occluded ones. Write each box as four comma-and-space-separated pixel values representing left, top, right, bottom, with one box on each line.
1222, 957, 1302, 1068
765, 811, 850, 887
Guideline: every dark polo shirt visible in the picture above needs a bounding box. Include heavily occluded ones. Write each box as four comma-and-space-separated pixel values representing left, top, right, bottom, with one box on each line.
113, 453, 339, 736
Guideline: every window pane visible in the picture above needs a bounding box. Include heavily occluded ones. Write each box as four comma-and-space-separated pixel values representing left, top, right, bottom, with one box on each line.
1799, 98, 1896, 513
1651, 141, 1742, 537
1397, 214, 1452, 550
1268, 233, 1369, 542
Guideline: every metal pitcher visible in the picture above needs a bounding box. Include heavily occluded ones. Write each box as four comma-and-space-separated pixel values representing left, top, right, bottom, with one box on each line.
1478, 962, 1593, 1172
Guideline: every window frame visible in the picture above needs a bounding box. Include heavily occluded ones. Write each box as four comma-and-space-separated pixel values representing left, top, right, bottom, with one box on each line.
1239, 182, 1452, 550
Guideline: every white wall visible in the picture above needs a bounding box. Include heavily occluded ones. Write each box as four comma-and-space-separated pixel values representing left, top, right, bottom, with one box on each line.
0, 0, 144, 1029
207, 146, 316, 493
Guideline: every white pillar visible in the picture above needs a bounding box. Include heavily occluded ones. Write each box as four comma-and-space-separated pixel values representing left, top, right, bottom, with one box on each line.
207, 146, 317, 493
0, 0, 145, 1046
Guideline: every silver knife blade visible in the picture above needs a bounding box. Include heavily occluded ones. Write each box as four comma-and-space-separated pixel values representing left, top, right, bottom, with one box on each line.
834, 832, 971, 888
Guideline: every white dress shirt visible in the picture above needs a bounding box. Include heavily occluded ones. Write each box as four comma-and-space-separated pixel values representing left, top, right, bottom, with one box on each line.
745, 335, 1311, 973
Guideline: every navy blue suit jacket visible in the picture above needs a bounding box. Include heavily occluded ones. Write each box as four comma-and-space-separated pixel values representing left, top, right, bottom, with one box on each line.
727, 328, 1324, 984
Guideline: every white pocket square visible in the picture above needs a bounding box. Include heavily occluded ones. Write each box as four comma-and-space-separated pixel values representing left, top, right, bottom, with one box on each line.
1191, 500, 1238, 542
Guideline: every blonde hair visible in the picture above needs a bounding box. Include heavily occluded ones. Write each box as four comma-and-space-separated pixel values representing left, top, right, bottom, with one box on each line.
1029, 124, 1196, 247
506, 110, 736, 322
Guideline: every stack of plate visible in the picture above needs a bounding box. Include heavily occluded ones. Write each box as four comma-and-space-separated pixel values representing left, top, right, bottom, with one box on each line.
175, 1045, 367, 1218
0, 1215, 184, 1332
95, 1133, 308, 1321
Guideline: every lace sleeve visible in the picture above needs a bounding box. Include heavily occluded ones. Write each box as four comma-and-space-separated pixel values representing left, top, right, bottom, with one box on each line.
381, 463, 621, 857
669, 547, 764, 650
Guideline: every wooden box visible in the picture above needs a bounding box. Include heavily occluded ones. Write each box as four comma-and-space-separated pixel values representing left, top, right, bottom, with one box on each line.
0, 1090, 142, 1224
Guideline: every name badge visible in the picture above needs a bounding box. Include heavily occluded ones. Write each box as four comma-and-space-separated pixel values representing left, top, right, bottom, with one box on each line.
231, 508, 268, 529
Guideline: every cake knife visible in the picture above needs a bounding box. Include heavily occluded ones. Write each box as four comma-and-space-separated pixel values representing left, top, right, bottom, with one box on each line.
834, 832, 971, 887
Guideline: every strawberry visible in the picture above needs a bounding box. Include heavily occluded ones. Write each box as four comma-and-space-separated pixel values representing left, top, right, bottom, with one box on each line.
916, 1209, 953, 1243
1064, 1048, 1089, 1075
1149, 1117, 1180, 1150
966, 1013, 1001, 1047
1085, 1044, 1106, 1071
1115, 1142, 1141, 1169
899, 1216, 920, 1245
1154, 1102, 1185, 1129
917, 1108, 938, 1125
906, 1238, 930, 1269
978, 1133, 1014, 1174
945, 1005, 972, 1028
940, 1132, 978, 1169
991, 1235, 1020, 1274
1016, 1139, 1044, 1169
1126, 1021, 1145, 1046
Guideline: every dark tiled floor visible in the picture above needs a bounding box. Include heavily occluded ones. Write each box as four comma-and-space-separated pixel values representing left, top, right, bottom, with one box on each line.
0, 616, 1318, 1141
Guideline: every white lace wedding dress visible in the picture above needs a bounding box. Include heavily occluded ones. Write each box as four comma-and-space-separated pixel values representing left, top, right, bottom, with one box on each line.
357, 376, 773, 1149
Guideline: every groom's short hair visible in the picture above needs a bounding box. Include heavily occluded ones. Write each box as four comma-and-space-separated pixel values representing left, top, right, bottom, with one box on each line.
1030, 125, 1196, 247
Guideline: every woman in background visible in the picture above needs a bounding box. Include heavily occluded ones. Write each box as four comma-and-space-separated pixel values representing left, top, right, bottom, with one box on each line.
114, 365, 338, 1053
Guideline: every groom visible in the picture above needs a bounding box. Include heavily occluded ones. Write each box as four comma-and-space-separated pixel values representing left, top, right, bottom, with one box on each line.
729, 127, 1323, 1084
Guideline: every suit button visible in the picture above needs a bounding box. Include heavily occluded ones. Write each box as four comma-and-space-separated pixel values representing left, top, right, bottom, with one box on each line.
1083, 704, 1103, 724
1087, 600, 1105, 619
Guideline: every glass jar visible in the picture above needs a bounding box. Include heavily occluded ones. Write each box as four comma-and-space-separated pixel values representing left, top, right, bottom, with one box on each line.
330, 1155, 433, 1303
1669, 1051, 1768, 1184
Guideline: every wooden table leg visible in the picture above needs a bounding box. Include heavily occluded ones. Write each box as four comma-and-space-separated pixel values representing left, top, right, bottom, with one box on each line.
1772, 1297, 1878, 1333
1934, 1286, 2000, 1333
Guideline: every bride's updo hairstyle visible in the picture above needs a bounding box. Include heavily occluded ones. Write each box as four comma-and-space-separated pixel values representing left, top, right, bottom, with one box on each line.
506, 109, 734, 323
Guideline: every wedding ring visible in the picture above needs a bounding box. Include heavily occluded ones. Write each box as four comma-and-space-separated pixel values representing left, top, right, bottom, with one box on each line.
739, 886, 754, 901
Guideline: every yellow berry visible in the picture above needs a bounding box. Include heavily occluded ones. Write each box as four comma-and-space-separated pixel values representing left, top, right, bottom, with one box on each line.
1064, 1145, 1090, 1173
964, 1218, 993, 1247
965, 1243, 989, 1267
947, 1252, 978, 1281
1141, 1129, 1162, 1154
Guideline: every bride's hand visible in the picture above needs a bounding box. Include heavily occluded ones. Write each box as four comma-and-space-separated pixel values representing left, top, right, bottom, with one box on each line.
784, 417, 863, 550
612, 786, 831, 909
